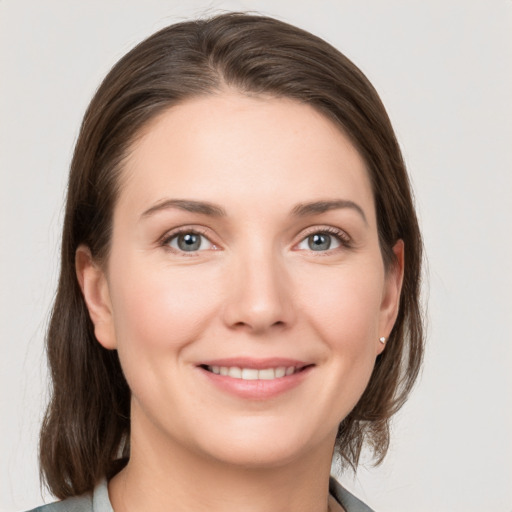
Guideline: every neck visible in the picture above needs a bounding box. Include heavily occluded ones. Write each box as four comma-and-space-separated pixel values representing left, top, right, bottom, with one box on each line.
109, 410, 337, 512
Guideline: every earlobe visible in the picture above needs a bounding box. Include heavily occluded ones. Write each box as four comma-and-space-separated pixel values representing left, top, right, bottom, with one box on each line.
75, 245, 117, 350
377, 240, 405, 354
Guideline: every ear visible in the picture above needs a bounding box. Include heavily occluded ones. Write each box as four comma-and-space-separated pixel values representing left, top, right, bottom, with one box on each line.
377, 239, 405, 355
75, 245, 117, 350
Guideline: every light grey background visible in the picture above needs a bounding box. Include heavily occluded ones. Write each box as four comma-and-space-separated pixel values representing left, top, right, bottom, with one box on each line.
1, 1, 511, 511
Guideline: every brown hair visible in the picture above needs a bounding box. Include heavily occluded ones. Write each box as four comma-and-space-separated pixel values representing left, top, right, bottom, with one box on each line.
40, 12, 424, 498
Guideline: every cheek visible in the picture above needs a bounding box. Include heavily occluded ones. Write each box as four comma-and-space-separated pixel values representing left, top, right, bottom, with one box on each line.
297, 260, 385, 397
299, 261, 384, 342
109, 262, 219, 357
108, 262, 222, 416
283, 261, 385, 427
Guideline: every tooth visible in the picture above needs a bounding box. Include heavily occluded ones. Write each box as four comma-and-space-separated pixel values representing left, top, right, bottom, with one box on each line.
275, 367, 286, 378
228, 367, 242, 378
211, 365, 300, 380
258, 368, 276, 380
241, 368, 259, 380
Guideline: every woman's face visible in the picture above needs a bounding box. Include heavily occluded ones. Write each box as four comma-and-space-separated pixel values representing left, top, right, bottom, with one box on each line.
79, 92, 403, 469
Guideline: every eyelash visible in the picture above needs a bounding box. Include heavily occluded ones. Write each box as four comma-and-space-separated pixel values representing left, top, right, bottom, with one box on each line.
296, 226, 352, 253
160, 227, 214, 255
159, 226, 351, 254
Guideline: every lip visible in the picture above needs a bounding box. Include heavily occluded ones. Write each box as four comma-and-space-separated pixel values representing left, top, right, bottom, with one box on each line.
196, 358, 314, 400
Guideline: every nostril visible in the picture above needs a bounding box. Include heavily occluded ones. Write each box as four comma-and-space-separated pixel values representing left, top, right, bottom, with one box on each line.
222, 283, 295, 332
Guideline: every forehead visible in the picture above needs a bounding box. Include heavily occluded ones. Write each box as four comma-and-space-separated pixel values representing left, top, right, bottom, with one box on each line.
117, 92, 375, 222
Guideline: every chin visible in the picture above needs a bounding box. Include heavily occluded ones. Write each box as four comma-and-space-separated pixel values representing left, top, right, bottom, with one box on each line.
202, 441, 308, 470
189, 419, 335, 470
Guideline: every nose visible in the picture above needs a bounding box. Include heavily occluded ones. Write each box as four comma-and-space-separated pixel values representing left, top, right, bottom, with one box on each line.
222, 245, 295, 335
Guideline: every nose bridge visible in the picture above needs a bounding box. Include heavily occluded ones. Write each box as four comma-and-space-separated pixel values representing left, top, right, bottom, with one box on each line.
223, 236, 294, 332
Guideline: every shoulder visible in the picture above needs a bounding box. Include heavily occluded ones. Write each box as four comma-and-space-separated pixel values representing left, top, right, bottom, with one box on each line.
329, 476, 376, 512
25, 493, 93, 512
25, 477, 112, 512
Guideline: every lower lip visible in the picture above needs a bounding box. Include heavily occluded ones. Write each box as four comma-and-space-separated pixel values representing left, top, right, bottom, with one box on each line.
198, 366, 313, 400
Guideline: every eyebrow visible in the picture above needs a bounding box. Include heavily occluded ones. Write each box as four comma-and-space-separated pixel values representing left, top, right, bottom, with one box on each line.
291, 200, 368, 224
141, 198, 367, 224
141, 199, 227, 218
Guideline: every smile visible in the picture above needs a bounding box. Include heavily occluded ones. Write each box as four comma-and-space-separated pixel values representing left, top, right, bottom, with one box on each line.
205, 365, 299, 380
197, 359, 313, 399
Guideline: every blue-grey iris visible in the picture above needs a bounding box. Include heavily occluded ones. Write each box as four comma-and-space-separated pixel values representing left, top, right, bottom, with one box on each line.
178, 233, 201, 251
308, 233, 331, 251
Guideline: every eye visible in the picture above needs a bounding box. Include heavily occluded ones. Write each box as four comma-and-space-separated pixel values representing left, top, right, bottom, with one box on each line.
296, 229, 348, 252
165, 231, 214, 252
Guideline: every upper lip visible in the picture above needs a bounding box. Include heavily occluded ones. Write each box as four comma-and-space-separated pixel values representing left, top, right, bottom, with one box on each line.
197, 357, 312, 370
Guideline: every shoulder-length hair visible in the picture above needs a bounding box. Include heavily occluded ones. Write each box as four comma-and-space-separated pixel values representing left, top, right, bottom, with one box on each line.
40, 12, 424, 498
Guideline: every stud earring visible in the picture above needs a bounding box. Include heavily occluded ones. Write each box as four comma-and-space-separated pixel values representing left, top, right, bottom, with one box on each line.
379, 337, 386, 344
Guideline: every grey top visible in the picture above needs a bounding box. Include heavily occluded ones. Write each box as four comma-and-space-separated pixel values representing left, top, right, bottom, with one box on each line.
28, 476, 374, 512
27, 479, 112, 512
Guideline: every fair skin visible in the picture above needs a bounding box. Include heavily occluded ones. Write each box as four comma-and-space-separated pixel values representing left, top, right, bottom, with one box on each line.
77, 92, 403, 512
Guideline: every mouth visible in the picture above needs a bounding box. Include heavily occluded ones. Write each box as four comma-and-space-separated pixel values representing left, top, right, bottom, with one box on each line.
200, 364, 309, 381
197, 359, 314, 399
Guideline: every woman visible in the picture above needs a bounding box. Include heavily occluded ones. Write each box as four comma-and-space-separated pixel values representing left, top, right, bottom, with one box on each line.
32, 12, 423, 512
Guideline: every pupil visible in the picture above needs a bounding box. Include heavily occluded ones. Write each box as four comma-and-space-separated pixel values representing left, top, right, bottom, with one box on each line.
309, 234, 330, 251
178, 233, 201, 251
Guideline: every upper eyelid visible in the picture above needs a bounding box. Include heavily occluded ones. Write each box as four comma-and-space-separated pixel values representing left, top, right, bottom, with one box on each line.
296, 225, 351, 242
160, 225, 213, 243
